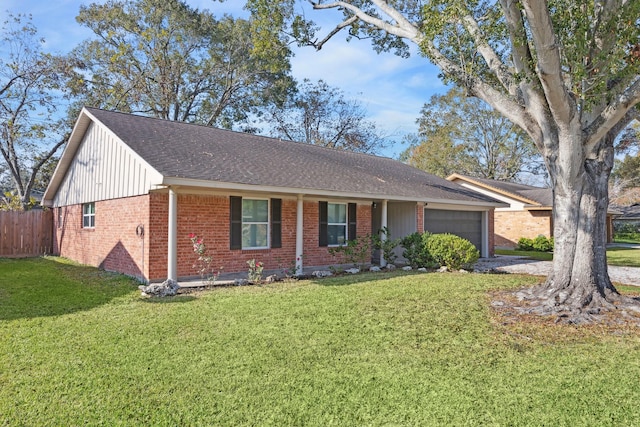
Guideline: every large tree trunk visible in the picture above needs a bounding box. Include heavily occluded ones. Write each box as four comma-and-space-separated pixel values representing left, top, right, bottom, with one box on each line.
526, 130, 635, 322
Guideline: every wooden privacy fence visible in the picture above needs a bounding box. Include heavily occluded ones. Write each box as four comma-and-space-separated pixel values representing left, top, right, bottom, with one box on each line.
0, 210, 53, 258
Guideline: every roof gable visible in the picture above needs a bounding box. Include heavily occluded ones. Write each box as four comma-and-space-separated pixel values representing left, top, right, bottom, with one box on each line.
43, 109, 163, 206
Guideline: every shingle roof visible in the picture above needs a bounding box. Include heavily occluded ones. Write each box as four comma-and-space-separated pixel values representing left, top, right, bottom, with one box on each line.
611, 204, 640, 220
448, 174, 552, 207
84, 108, 501, 205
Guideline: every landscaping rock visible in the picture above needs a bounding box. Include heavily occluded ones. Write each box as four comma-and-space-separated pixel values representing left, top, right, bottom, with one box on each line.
234, 278, 249, 286
265, 274, 278, 283
139, 279, 179, 297
402, 266, 412, 271
417, 267, 428, 272
345, 268, 360, 274
369, 266, 382, 272
437, 266, 449, 273
312, 270, 333, 278
386, 264, 396, 270
459, 269, 469, 274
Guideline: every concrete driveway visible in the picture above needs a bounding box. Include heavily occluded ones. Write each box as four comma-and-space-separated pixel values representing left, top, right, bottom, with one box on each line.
475, 253, 640, 287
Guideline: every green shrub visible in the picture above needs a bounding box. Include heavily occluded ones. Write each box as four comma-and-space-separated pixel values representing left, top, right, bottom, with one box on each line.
518, 235, 554, 252
425, 233, 480, 270
532, 235, 554, 252
400, 232, 434, 268
371, 227, 400, 265
517, 237, 534, 251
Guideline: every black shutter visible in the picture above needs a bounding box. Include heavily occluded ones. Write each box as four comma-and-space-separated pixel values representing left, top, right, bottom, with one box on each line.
230, 196, 242, 250
319, 201, 328, 247
271, 198, 282, 248
348, 203, 357, 241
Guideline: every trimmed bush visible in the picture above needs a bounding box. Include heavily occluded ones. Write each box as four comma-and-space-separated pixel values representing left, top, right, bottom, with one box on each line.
425, 233, 480, 270
517, 237, 534, 251
517, 235, 554, 252
533, 235, 554, 252
400, 232, 434, 268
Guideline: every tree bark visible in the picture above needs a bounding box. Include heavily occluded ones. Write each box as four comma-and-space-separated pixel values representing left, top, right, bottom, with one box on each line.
531, 130, 631, 319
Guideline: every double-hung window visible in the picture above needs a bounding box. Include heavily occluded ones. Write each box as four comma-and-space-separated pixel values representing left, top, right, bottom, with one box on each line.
327, 203, 347, 246
230, 196, 282, 250
242, 199, 269, 249
82, 202, 95, 228
319, 201, 357, 247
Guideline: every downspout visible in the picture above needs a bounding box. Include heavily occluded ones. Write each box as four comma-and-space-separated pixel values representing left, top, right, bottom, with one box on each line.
296, 194, 304, 276
380, 199, 388, 267
167, 187, 178, 281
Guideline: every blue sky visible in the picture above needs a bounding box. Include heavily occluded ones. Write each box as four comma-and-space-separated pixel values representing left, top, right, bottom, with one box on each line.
1, 0, 446, 158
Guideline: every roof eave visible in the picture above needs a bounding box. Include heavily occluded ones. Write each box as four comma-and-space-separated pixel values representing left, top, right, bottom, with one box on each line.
447, 173, 543, 206
160, 177, 508, 208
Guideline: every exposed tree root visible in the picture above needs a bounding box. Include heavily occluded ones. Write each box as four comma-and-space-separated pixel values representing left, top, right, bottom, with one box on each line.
491, 282, 640, 326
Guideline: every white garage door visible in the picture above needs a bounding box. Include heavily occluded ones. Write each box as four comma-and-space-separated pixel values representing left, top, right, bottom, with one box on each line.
424, 209, 482, 251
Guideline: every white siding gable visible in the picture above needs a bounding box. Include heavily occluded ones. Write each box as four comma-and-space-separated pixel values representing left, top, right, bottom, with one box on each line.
52, 121, 163, 207
455, 182, 528, 211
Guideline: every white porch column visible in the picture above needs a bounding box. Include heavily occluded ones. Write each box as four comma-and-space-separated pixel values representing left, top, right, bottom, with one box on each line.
295, 194, 304, 276
167, 187, 178, 281
380, 199, 388, 267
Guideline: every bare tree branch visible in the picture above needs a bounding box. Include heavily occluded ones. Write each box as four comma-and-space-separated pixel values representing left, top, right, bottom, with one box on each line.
521, 0, 575, 125
584, 78, 640, 147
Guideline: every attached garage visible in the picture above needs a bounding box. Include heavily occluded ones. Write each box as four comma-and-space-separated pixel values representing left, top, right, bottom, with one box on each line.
424, 209, 484, 253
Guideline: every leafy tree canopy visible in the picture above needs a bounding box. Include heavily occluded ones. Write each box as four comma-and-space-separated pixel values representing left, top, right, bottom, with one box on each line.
401, 87, 545, 182
72, 0, 295, 129
0, 13, 78, 210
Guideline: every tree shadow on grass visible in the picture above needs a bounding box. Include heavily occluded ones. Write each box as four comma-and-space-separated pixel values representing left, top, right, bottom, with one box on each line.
311, 270, 424, 287
141, 295, 197, 303
0, 257, 138, 321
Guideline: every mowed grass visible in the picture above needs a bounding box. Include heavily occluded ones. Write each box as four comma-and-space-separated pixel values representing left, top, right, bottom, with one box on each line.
2, 258, 640, 426
606, 246, 640, 267
497, 247, 640, 268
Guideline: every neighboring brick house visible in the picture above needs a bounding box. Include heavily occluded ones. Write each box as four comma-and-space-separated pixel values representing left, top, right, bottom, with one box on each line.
43, 108, 503, 283
447, 174, 615, 248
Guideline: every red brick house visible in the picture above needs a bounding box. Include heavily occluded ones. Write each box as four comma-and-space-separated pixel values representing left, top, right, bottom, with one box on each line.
447, 174, 615, 248
43, 108, 503, 282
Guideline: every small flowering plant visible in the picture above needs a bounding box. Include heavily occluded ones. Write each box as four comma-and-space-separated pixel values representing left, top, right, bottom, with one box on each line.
189, 233, 220, 283
247, 259, 264, 283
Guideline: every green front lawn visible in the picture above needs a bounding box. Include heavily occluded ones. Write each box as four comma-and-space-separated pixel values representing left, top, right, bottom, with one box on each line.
606, 246, 640, 267
614, 233, 640, 244
495, 249, 554, 261
496, 247, 640, 268
2, 257, 640, 425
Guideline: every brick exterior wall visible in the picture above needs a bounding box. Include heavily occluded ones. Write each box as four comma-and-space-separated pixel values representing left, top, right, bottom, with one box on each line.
416, 203, 425, 233
57, 192, 499, 278
494, 210, 552, 248
148, 194, 373, 281
53, 195, 150, 281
